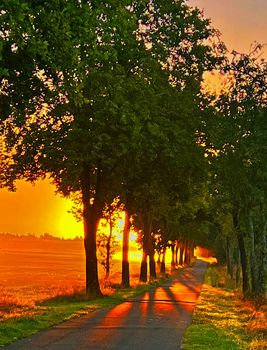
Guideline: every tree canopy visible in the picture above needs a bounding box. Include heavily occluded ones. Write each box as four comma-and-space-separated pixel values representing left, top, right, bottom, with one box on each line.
1, 1, 266, 301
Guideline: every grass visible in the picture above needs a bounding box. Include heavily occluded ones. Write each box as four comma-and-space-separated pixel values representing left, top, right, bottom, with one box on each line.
0, 276, 168, 347
182, 265, 267, 350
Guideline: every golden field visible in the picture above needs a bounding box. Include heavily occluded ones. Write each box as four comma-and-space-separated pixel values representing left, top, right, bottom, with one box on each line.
0, 235, 150, 319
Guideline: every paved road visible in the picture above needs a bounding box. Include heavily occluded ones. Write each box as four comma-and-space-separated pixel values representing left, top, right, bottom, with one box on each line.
4, 260, 208, 350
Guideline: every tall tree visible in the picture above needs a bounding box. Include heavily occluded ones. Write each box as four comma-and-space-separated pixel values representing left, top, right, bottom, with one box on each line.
0, 0, 150, 296
203, 47, 267, 300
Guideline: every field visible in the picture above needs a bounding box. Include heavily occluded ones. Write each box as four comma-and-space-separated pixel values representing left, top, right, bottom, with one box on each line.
0, 235, 174, 321
0, 235, 151, 320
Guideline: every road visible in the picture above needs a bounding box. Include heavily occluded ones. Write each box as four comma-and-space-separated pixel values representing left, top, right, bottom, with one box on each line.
4, 259, 208, 350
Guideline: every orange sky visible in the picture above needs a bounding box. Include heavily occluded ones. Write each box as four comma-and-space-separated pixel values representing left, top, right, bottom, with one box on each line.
0, 1, 266, 238
0, 180, 83, 238
189, 0, 267, 59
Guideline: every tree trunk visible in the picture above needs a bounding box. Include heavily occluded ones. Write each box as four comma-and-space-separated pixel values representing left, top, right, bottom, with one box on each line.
233, 205, 251, 297
189, 245, 195, 264
105, 221, 112, 279
139, 212, 152, 282
149, 250, 156, 280
160, 247, 166, 274
149, 230, 156, 280
82, 166, 102, 297
171, 244, 175, 270
248, 210, 257, 298
257, 214, 267, 300
122, 210, 130, 288
236, 231, 251, 297
251, 210, 267, 300
179, 243, 184, 265
184, 242, 191, 265
175, 242, 179, 266
140, 250, 148, 282
235, 250, 241, 287
226, 237, 234, 279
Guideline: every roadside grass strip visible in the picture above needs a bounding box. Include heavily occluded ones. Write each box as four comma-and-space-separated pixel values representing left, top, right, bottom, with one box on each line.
182, 266, 267, 350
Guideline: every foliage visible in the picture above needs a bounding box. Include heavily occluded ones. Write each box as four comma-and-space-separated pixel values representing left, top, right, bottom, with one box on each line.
96, 231, 120, 273
207, 49, 267, 299
0, 0, 223, 292
1, 0, 154, 295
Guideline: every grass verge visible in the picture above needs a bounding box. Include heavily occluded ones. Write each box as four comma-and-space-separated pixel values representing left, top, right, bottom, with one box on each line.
182, 265, 267, 350
0, 278, 168, 347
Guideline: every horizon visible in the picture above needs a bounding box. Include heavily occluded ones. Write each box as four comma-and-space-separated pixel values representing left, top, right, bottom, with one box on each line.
0, 232, 83, 239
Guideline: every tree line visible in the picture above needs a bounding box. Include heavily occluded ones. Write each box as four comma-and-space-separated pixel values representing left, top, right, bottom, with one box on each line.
0, 0, 266, 302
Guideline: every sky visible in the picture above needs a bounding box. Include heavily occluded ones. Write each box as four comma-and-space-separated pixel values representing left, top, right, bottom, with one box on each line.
0, 180, 83, 238
188, 0, 267, 59
0, 0, 266, 238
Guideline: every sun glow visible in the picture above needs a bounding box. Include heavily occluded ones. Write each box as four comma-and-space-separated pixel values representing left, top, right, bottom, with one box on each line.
0, 179, 140, 260
98, 212, 141, 262
202, 70, 234, 97
0, 179, 83, 238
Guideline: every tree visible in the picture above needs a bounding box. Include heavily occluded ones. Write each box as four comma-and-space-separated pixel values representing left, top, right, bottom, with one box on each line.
203, 47, 267, 300
121, 208, 131, 288
96, 230, 120, 280
0, 0, 150, 297
100, 198, 123, 279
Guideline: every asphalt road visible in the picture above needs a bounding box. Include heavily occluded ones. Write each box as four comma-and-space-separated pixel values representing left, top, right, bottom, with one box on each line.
4, 259, 208, 350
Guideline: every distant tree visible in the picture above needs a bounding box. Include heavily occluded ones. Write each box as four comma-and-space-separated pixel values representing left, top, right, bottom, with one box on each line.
96, 230, 120, 280
100, 198, 123, 279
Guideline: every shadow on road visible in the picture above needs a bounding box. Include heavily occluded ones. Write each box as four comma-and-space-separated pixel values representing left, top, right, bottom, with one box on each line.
4, 260, 208, 350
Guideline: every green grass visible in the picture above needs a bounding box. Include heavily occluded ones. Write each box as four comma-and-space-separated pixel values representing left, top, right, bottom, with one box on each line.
182, 325, 240, 349
0, 279, 166, 347
182, 265, 267, 350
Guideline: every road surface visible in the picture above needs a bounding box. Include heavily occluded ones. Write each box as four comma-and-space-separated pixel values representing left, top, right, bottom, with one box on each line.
4, 259, 208, 350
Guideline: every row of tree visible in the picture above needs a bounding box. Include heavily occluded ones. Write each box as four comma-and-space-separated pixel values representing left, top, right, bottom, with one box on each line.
204, 49, 267, 301
0, 1, 266, 301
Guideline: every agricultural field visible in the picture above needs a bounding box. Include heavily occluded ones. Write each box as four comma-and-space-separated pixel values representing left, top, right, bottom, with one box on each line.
0, 235, 147, 320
